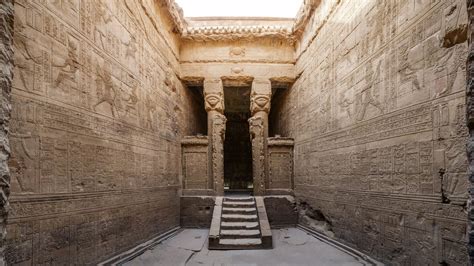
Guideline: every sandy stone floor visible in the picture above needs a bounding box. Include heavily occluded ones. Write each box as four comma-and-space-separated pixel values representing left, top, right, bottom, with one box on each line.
123, 228, 380, 266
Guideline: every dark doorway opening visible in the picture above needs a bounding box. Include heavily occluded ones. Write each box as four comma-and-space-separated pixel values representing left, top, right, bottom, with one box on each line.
224, 87, 253, 192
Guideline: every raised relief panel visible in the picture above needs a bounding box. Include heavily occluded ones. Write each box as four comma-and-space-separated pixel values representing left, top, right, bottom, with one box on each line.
184, 152, 208, 189
13, 4, 51, 95
397, 33, 428, 108
10, 135, 40, 193
268, 138, 294, 191
229, 46, 245, 57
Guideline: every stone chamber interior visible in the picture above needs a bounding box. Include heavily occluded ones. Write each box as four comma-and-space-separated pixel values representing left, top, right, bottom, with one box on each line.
1, 0, 474, 265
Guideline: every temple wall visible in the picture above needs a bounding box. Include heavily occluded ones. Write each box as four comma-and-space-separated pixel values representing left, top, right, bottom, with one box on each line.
6, 0, 200, 264
0, 0, 14, 264
275, 0, 470, 264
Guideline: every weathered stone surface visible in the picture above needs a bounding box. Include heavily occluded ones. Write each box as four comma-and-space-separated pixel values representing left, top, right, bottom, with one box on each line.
466, 0, 474, 264
270, 0, 470, 264
6, 0, 202, 264
0, 0, 14, 264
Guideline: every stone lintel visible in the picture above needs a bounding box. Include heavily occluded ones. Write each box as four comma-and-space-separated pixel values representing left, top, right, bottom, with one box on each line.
181, 136, 209, 145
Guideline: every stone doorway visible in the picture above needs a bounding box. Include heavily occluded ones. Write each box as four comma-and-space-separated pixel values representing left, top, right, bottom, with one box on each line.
223, 87, 253, 192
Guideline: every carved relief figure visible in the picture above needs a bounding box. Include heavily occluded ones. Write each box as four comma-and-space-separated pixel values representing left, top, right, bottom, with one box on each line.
94, 2, 112, 50
249, 115, 265, 192
435, 44, 466, 97
250, 91, 271, 115
9, 133, 39, 193
355, 61, 384, 121
13, 16, 42, 91
338, 89, 353, 118
164, 63, 176, 92
204, 91, 224, 113
212, 113, 226, 193
125, 35, 138, 59
93, 64, 118, 117
124, 84, 139, 115
144, 93, 157, 129
319, 94, 332, 133
53, 38, 80, 88
399, 47, 422, 94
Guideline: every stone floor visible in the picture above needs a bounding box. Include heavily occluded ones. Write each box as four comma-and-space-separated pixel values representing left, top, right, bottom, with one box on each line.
123, 228, 381, 266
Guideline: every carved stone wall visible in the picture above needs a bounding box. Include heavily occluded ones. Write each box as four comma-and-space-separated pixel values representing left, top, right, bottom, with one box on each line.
466, 0, 474, 263
267, 137, 294, 192
273, 0, 470, 264
181, 136, 209, 191
6, 0, 201, 264
0, 0, 14, 264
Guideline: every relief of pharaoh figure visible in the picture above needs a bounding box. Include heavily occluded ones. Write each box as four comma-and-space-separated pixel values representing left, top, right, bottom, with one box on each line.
93, 64, 118, 117
14, 16, 42, 91
53, 39, 80, 88
354, 61, 384, 121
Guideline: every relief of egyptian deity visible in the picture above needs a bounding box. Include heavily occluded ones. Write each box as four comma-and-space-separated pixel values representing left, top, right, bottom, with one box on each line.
205, 91, 225, 113
211, 113, 226, 193
250, 91, 271, 115
249, 115, 265, 192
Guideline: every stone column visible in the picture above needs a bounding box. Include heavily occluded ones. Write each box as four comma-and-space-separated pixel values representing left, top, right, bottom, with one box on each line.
204, 78, 226, 196
0, 0, 14, 264
249, 79, 271, 196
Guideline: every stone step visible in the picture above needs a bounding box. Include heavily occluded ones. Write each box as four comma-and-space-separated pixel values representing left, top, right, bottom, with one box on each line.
208, 196, 272, 250
219, 238, 262, 246
222, 207, 257, 214
223, 201, 255, 207
223, 196, 254, 202
221, 214, 258, 222
220, 221, 259, 229
220, 229, 261, 239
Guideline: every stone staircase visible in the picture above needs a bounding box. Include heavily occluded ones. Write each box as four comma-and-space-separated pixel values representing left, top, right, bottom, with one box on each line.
209, 196, 272, 249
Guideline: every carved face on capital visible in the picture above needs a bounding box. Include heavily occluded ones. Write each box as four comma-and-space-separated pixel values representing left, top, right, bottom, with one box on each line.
205, 92, 224, 113
250, 93, 271, 114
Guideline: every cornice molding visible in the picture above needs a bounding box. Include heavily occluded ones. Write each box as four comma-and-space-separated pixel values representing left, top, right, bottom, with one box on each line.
162, 0, 320, 42
182, 25, 293, 42
161, 0, 187, 34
